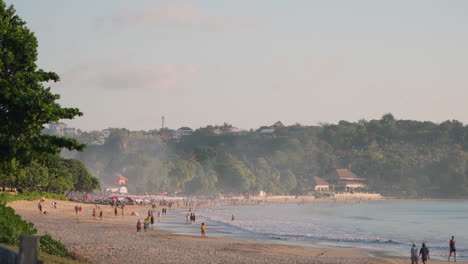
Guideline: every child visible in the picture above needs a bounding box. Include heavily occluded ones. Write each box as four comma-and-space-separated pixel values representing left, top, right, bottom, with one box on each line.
201, 223, 206, 238
136, 220, 142, 232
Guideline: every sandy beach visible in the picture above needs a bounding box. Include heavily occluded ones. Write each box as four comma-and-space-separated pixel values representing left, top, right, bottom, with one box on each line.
9, 199, 464, 264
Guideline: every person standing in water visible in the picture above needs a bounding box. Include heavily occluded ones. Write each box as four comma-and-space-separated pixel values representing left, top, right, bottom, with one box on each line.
200, 223, 206, 238
411, 243, 419, 264
419, 243, 430, 264
448, 236, 456, 262
231, 214, 235, 221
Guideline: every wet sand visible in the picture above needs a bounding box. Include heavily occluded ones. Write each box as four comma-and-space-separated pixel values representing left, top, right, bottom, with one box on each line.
9, 200, 465, 264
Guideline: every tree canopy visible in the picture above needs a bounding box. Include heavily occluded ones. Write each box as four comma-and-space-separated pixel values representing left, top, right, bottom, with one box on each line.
0, 2, 84, 166
0, 1, 99, 193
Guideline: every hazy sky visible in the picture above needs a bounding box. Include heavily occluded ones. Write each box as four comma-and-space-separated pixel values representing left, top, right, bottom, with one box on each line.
8, 0, 468, 131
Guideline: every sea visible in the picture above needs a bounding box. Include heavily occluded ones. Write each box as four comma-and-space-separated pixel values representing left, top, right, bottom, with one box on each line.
156, 200, 468, 260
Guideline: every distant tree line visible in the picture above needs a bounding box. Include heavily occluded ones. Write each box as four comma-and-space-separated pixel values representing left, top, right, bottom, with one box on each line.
67, 114, 468, 198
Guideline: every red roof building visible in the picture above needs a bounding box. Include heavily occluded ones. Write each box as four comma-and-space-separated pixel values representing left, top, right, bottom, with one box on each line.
117, 174, 128, 186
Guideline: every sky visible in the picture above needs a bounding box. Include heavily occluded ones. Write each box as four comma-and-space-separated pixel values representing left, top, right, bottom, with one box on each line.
7, 0, 468, 131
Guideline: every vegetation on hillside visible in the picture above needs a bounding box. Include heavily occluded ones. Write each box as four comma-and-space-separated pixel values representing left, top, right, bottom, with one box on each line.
67, 114, 468, 198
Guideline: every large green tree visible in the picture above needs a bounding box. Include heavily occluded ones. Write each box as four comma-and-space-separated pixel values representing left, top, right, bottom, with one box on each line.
0, 1, 84, 167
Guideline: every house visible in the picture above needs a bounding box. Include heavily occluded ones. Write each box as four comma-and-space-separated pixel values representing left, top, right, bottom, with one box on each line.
303, 176, 330, 193
212, 129, 222, 135
102, 129, 111, 138
117, 174, 128, 186
177, 127, 194, 136
259, 128, 275, 134
49, 122, 67, 136
63, 127, 77, 138
119, 186, 128, 194
326, 169, 367, 192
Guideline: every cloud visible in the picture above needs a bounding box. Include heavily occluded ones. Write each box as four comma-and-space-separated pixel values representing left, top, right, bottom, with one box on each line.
110, 3, 252, 30
61, 61, 200, 90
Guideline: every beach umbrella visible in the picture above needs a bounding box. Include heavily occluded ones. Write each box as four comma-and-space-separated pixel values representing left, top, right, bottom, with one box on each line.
84, 195, 91, 199
110, 197, 118, 201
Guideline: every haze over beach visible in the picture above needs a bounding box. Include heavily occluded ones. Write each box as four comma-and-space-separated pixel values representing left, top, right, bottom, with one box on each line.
2, 1, 468, 264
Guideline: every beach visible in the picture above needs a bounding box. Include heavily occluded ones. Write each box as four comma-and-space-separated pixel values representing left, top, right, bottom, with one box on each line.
9, 199, 464, 264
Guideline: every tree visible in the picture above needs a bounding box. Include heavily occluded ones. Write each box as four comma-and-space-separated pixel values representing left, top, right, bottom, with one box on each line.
0, 2, 84, 168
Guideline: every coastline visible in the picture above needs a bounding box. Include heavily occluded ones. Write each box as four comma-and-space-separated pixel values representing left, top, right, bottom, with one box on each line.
8, 199, 467, 264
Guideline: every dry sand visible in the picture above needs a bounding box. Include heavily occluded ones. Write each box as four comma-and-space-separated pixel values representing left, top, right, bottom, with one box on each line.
9, 200, 464, 264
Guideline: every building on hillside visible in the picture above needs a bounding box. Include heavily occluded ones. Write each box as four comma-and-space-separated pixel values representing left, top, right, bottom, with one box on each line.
63, 127, 77, 138
49, 122, 67, 136
89, 131, 105, 145
326, 169, 367, 192
259, 128, 275, 134
177, 127, 194, 136
212, 129, 222, 135
303, 176, 330, 193
102, 129, 111, 138
117, 174, 128, 185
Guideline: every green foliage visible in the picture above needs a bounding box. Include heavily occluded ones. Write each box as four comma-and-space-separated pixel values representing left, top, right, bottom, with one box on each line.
66, 114, 468, 197
0, 1, 84, 167
0, 202, 36, 245
0, 1, 94, 195
0, 191, 66, 203
40, 234, 72, 258
0, 201, 72, 259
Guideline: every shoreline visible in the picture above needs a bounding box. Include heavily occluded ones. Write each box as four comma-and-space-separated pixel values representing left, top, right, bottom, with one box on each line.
8, 199, 467, 264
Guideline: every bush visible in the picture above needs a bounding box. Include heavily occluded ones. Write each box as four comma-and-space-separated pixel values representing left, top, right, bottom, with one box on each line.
0, 191, 67, 203
0, 202, 72, 259
40, 234, 72, 258
0, 202, 36, 245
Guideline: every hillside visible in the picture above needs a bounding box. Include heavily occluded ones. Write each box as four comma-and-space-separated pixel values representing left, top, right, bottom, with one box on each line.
65, 114, 468, 197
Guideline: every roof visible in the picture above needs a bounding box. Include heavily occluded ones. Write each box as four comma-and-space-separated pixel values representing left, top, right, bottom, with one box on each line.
336, 169, 358, 179
178, 127, 193, 131
332, 169, 365, 180
117, 174, 128, 181
313, 176, 329, 186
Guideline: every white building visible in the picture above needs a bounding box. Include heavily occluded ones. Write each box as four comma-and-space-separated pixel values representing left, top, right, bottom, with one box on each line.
63, 127, 77, 138
49, 122, 67, 136
102, 129, 111, 138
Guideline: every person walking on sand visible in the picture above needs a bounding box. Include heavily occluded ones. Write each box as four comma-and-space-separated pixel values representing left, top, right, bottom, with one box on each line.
448, 236, 456, 262
114, 207, 118, 216
201, 222, 206, 238
99, 210, 103, 220
92, 208, 96, 219
38, 202, 42, 213
136, 220, 142, 232
419, 243, 430, 264
411, 243, 419, 264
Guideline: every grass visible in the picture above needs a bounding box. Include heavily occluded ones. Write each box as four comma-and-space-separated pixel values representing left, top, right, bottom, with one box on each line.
1, 244, 90, 264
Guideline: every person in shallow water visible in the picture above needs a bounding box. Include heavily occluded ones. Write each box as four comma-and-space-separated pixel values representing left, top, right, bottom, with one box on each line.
411, 243, 419, 264
419, 243, 429, 264
448, 236, 456, 262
